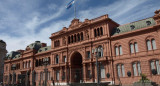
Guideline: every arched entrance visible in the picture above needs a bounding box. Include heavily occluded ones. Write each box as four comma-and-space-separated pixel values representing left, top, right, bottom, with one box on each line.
71, 52, 83, 83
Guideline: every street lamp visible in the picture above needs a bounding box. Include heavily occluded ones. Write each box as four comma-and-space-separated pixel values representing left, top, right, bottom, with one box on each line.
43, 58, 49, 86
11, 64, 16, 86
92, 47, 101, 85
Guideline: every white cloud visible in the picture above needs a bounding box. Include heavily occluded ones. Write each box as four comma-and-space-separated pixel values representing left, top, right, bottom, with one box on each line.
1, 0, 160, 53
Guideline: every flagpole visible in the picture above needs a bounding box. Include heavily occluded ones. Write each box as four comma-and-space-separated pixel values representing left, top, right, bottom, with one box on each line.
74, 0, 76, 19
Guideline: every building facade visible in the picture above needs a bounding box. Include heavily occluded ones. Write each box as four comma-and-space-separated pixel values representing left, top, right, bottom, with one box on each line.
0, 40, 7, 83
3, 9, 160, 86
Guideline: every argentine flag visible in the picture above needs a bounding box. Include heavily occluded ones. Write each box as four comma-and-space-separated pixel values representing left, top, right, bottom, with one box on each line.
66, 0, 75, 9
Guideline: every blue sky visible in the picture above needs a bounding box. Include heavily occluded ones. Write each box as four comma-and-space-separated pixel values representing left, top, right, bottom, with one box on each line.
0, 0, 160, 52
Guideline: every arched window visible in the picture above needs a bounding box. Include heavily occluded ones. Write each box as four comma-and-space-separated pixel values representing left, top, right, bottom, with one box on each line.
71, 35, 73, 43
81, 32, 83, 41
130, 42, 138, 54
146, 21, 151, 25
55, 55, 59, 64
100, 27, 103, 35
117, 64, 125, 77
77, 33, 80, 41
98, 46, 103, 57
68, 36, 70, 44
97, 28, 100, 36
74, 34, 77, 42
151, 39, 157, 50
115, 45, 123, 56
147, 40, 151, 50
146, 39, 156, 50
94, 29, 97, 37
130, 25, 135, 30
115, 46, 119, 56
119, 45, 122, 55
150, 60, 160, 75
134, 42, 138, 52
35, 60, 39, 67
130, 43, 134, 53
38, 59, 40, 66
132, 62, 141, 76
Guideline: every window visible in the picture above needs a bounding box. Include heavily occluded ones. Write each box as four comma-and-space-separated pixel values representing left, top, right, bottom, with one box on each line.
94, 27, 103, 37
35, 72, 38, 81
81, 32, 83, 41
130, 44, 134, 53
62, 70, 65, 81
98, 46, 103, 57
150, 60, 160, 75
115, 45, 123, 56
119, 46, 123, 55
117, 64, 125, 77
86, 51, 90, 58
132, 62, 141, 76
74, 34, 77, 42
146, 21, 151, 25
23, 62, 25, 68
116, 28, 120, 33
63, 56, 67, 63
100, 65, 105, 78
77, 34, 80, 41
55, 55, 59, 64
115, 46, 119, 56
54, 40, 60, 47
94, 29, 97, 37
26, 62, 28, 68
47, 72, 51, 80
100, 27, 103, 35
56, 70, 60, 81
146, 39, 157, 50
130, 25, 135, 30
147, 40, 152, 50
40, 72, 43, 81
135, 43, 138, 52
130, 42, 138, 54
151, 39, 157, 50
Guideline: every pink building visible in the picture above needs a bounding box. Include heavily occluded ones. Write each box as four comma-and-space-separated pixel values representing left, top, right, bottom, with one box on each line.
3, 9, 160, 86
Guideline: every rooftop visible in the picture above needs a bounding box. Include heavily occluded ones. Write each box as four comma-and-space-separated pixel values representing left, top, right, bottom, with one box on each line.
112, 17, 156, 35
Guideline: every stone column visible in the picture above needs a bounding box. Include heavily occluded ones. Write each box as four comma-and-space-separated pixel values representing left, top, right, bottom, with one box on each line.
65, 66, 68, 83
95, 63, 97, 82
90, 63, 94, 82
83, 63, 86, 82
69, 66, 72, 83
60, 67, 62, 82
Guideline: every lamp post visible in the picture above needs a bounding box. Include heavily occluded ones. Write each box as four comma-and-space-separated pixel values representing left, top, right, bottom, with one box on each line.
92, 47, 101, 85
43, 58, 49, 86
11, 64, 16, 86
